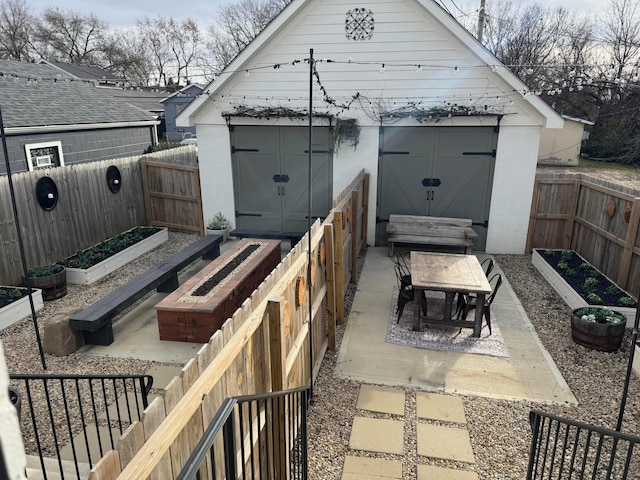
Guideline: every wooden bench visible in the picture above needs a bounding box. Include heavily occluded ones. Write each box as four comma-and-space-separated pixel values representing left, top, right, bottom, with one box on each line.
386, 215, 478, 256
230, 229, 304, 246
69, 234, 223, 346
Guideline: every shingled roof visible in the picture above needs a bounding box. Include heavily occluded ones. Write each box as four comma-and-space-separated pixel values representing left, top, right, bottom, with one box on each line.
0, 60, 156, 129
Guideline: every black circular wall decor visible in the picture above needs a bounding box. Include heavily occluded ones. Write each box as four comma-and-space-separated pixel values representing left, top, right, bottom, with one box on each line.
35, 176, 58, 211
106, 165, 122, 193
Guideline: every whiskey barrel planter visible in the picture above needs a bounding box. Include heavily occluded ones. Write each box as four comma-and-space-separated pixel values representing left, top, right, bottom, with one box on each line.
25, 265, 67, 301
571, 307, 626, 352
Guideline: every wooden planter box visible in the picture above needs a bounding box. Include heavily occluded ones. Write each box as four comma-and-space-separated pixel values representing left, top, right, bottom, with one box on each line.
0, 288, 43, 330
532, 249, 636, 328
66, 228, 169, 285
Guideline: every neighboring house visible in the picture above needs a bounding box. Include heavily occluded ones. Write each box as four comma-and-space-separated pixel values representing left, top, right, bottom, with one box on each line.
0, 60, 160, 175
538, 115, 594, 167
177, 0, 563, 254
38, 59, 125, 86
161, 84, 203, 141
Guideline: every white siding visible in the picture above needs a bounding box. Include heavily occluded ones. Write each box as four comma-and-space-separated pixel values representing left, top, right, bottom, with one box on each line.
197, 0, 544, 129
189, 0, 559, 253
486, 125, 541, 254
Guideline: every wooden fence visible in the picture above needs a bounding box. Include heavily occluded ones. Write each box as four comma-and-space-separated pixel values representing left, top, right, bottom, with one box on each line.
527, 172, 640, 297
0, 148, 197, 286
88, 170, 369, 480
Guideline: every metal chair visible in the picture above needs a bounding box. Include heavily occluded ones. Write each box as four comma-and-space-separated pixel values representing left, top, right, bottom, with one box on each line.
394, 265, 427, 322
454, 258, 494, 318
456, 273, 503, 335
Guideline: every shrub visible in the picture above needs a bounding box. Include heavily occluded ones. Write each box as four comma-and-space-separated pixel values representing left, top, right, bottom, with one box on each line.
583, 277, 599, 293
619, 296, 636, 306
586, 293, 603, 304
27, 264, 64, 278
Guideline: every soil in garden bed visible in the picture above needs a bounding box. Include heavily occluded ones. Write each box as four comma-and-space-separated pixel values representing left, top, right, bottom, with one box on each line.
538, 249, 637, 308
59, 226, 162, 270
0, 287, 29, 309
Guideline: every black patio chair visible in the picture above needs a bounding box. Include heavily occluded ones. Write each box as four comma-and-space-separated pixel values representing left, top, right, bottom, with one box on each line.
456, 273, 503, 335
394, 264, 427, 322
454, 257, 494, 318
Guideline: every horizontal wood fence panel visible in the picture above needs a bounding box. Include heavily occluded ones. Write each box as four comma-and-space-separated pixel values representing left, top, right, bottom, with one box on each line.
528, 172, 640, 294
89, 171, 369, 480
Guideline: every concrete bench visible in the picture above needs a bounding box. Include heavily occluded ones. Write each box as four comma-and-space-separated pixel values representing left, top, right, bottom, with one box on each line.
69, 234, 223, 345
386, 215, 477, 256
230, 229, 304, 246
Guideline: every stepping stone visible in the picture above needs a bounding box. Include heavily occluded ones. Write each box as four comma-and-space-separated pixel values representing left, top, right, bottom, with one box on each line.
356, 385, 405, 415
417, 465, 479, 479
417, 424, 475, 463
349, 417, 404, 454
416, 392, 466, 424
342, 456, 402, 479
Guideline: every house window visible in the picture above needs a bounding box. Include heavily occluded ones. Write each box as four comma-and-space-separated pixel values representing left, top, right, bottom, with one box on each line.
25, 141, 65, 171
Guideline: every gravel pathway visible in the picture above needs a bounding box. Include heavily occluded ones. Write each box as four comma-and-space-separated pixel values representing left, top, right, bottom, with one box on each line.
3, 234, 640, 478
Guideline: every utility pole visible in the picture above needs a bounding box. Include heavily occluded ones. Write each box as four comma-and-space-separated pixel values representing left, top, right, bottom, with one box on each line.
477, 0, 486, 43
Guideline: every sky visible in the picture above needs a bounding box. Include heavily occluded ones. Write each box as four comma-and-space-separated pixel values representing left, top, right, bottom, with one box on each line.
26, 0, 609, 28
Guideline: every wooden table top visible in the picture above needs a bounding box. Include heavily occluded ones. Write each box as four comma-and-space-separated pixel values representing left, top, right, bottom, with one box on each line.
409, 251, 492, 293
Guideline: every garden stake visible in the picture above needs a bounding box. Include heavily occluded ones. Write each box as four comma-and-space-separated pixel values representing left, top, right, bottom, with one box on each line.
0, 106, 46, 370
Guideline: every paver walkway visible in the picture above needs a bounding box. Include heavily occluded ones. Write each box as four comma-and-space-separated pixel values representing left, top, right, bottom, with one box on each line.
345, 384, 479, 479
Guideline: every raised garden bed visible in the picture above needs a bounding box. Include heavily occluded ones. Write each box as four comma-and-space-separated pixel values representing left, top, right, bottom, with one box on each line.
532, 249, 637, 328
0, 287, 43, 330
61, 227, 168, 285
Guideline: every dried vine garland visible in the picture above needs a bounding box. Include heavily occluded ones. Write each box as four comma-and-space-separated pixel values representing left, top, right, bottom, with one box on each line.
222, 106, 361, 152
380, 104, 502, 123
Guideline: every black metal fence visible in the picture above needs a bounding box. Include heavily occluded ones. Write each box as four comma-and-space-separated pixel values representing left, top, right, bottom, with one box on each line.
178, 387, 310, 480
527, 409, 640, 479
10, 373, 152, 480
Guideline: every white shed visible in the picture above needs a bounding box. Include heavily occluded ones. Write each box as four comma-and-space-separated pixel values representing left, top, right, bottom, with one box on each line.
538, 115, 594, 167
178, 0, 563, 254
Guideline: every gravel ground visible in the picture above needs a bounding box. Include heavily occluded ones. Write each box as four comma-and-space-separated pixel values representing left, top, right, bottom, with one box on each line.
3, 232, 640, 478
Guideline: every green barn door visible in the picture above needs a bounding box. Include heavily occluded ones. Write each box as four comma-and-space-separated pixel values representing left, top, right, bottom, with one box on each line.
232, 126, 332, 233
377, 126, 496, 250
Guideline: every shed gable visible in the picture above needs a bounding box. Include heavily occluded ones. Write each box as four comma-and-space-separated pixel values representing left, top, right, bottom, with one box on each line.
188, 0, 556, 128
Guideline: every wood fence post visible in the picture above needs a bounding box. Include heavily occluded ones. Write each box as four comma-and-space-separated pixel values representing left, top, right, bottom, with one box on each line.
324, 224, 337, 351
618, 198, 640, 289
351, 190, 359, 284
362, 173, 370, 247
268, 297, 287, 391
565, 179, 581, 249
334, 210, 345, 325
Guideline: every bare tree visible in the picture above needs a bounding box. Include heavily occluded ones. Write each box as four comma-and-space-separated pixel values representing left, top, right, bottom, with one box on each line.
206, 0, 290, 72
32, 7, 107, 63
135, 16, 173, 86
0, 0, 32, 60
600, 0, 640, 82
101, 28, 154, 86
166, 18, 203, 85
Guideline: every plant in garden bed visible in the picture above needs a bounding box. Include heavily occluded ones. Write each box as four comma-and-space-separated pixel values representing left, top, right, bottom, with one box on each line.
539, 249, 637, 308
574, 306, 626, 324
571, 306, 627, 351
60, 226, 162, 269
0, 287, 28, 309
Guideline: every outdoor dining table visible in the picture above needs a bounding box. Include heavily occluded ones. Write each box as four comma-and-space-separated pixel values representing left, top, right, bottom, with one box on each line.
410, 251, 492, 337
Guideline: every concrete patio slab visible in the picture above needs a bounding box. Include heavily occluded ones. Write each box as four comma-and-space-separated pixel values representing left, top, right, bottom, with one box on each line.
342, 456, 402, 479
349, 417, 404, 454
356, 385, 405, 416
417, 423, 475, 463
416, 392, 466, 424
336, 247, 577, 406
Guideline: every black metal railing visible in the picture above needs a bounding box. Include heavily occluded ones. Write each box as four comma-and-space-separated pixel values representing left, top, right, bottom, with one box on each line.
527, 409, 640, 479
178, 387, 310, 480
10, 373, 153, 480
